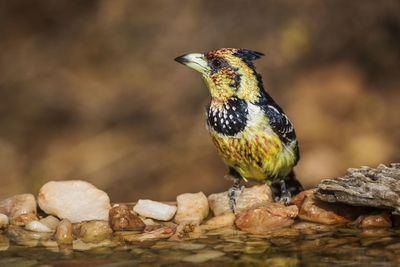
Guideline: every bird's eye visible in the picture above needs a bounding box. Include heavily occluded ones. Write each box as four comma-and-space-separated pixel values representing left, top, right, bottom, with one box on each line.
211, 58, 222, 68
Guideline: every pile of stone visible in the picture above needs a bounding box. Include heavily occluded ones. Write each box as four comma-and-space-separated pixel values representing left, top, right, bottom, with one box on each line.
0, 163, 398, 249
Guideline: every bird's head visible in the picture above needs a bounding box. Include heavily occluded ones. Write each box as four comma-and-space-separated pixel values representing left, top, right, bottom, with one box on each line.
175, 48, 264, 103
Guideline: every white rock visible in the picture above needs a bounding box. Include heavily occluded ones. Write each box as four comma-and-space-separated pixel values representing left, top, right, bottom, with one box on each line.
0, 194, 37, 226
37, 180, 111, 223
174, 192, 209, 224
133, 200, 176, 221
208, 184, 272, 216
25, 220, 53, 233
0, 213, 8, 228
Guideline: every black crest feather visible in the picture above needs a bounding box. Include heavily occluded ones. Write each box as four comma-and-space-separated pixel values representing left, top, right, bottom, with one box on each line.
233, 49, 264, 70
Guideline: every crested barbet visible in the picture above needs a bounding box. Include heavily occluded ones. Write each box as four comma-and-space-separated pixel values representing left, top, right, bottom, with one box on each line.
175, 48, 303, 212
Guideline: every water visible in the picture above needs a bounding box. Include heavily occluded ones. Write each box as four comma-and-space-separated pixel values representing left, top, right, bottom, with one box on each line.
1, 225, 399, 266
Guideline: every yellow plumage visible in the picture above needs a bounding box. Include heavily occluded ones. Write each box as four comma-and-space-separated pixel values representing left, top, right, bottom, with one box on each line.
208, 112, 297, 183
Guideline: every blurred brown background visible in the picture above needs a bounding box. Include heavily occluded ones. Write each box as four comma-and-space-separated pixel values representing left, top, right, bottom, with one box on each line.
0, 0, 399, 202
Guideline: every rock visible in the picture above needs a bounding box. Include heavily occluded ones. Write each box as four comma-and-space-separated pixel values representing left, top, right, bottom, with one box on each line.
298, 191, 356, 225
315, 163, 400, 212
25, 220, 53, 233
182, 250, 225, 263
109, 204, 145, 231
123, 227, 176, 242
359, 213, 392, 228
170, 222, 202, 240
79, 220, 113, 243
55, 219, 73, 244
203, 213, 236, 229
174, 192, 209, 224
0, 214, 8, 230
7, 225, 52, 246
37, 180, 111, 223
133, 200, 177, 221
208, 185, 272, 216
0, 194, 37, 226
235, 202, 298, 234
290, 189, 315, 209
39, 215, 60, 230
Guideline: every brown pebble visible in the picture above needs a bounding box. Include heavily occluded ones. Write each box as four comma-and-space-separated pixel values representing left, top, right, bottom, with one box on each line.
109, 204, 145, 231
123, 226, 176, 242
290, 189, 314, 209
80, 220, 113, 243
298, 192, 355, 225
55, 219, 73, 244
359, 213, 392, 228
235, 203, 298, 234
0, 194, 37, 226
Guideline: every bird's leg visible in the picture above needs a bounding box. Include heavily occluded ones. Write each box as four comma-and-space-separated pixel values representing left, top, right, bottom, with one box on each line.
228, 177, 241, 213
279, 179, 291, 206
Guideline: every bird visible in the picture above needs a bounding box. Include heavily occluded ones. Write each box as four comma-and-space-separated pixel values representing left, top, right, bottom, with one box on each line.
175, 48, 303, 212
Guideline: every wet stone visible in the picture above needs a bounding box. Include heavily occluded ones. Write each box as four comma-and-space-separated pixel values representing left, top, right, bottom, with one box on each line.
203, 212, 236, 229
109, 204, 145, 231
208, 184, 272, 216
123, 227, 175, 242
79, 220, 113, 243
359, 212, 392, 228
38, 180, 111, 223
0, 194, 37, 226
174, 192, 209, 224
170, 221, 202, 240
235, 202, 298, 234
55, 219, 73, 244
6, 226, 51, 247
298, 191, 355, 224
25, 220, 53, 233
39, 215, 60, 230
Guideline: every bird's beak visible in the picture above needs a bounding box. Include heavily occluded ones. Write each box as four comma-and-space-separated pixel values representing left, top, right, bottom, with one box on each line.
174, 53, 210, 73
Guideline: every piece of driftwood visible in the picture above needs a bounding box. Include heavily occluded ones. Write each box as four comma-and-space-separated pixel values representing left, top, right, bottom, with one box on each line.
315, 163, 400, 213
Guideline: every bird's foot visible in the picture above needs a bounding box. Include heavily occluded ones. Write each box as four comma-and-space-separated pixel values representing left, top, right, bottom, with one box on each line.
228, 180, 243, 213
279, 179, 291, 206
272, 179, 291, 205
